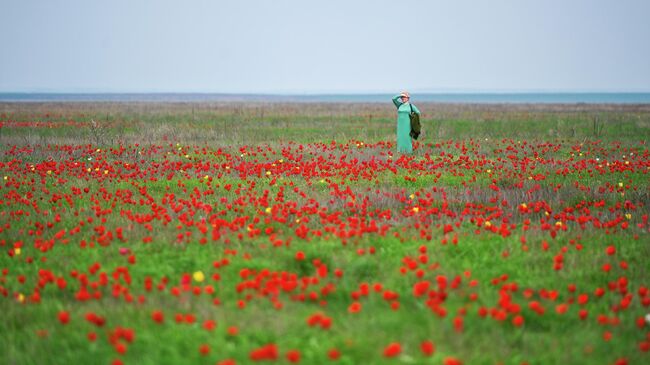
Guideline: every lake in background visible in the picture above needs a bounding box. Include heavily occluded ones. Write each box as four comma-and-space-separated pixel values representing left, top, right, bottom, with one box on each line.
1, 93, 650, 103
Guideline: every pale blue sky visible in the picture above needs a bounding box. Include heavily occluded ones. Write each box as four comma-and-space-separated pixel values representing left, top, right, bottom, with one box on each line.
1, 0, 649, 93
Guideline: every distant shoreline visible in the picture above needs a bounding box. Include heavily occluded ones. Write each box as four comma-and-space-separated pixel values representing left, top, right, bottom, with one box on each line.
1, 92, 650, 104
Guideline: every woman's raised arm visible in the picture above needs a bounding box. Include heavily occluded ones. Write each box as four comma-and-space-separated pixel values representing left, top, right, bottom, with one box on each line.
392, 94, 403, 108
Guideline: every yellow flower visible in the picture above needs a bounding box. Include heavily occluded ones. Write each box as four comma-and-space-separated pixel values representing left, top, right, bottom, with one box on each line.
193, 271, 205, 283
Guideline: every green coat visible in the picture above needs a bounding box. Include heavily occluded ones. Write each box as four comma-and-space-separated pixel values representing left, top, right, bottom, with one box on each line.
392, 95, 421, 153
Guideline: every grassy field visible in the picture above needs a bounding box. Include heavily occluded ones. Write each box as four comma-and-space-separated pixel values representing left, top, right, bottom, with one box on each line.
1, 101, 649, 365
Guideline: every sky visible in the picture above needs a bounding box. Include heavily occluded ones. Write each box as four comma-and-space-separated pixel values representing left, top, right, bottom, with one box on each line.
1, 0, 649, 94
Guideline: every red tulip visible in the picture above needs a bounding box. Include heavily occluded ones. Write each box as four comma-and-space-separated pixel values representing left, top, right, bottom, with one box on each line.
420, 340, 435, 356
199, 344, 210, 356
286, 350, 301, 363
383, 342, 401, 357
151, 310, 164, 323
57, 311, 70, 325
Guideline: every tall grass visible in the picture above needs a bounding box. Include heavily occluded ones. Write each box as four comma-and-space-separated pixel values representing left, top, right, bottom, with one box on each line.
1, 102, 649, 146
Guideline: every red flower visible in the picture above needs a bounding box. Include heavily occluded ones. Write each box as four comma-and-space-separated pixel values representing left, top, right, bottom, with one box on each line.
327, 348, 341, 360
420, 340, 435, 356
603, 331, 612, 341
57, 311, 70, 325
84, 312, 105, 327
114, 342, 127, 354
286, 349, 301, 363
320, 316, 332, 329
203, 319, 216, 331
578, 309, 588, 320
577, 294, 589, 305
217, 360, 237, 365
606, 245, 616, 255
413, 281, 430, 297
453, 316, 463, 332
151, 310, 164, 323
250, 343, 279, 361
383, 342, 401, 357
199, 344, 210, 356
443, 357, 463, 365
348, 302, 362, 313
639, 341, 650, 352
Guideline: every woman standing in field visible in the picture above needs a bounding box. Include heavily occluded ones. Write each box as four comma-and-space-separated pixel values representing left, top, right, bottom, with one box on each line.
392, 91, 421, 154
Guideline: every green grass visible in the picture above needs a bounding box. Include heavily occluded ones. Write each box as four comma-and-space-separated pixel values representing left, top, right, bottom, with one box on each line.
3, 231, 647, 364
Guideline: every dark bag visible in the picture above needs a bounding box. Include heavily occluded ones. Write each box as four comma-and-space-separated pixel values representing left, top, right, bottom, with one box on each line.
409, 103, 421, 140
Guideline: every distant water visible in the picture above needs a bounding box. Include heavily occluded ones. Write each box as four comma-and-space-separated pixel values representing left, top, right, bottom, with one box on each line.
1, 92, 650, 104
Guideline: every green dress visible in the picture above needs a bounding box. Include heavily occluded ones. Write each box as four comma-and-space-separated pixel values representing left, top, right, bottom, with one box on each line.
392, 95, 421, 153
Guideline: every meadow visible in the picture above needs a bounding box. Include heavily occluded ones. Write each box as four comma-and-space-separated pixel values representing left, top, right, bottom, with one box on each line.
1, 101, 649, 365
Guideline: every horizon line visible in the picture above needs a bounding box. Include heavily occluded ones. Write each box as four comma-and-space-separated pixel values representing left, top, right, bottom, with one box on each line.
2, 90, 650, 95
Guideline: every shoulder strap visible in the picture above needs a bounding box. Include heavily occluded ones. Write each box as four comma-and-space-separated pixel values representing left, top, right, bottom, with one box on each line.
410, 103, 413, 113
